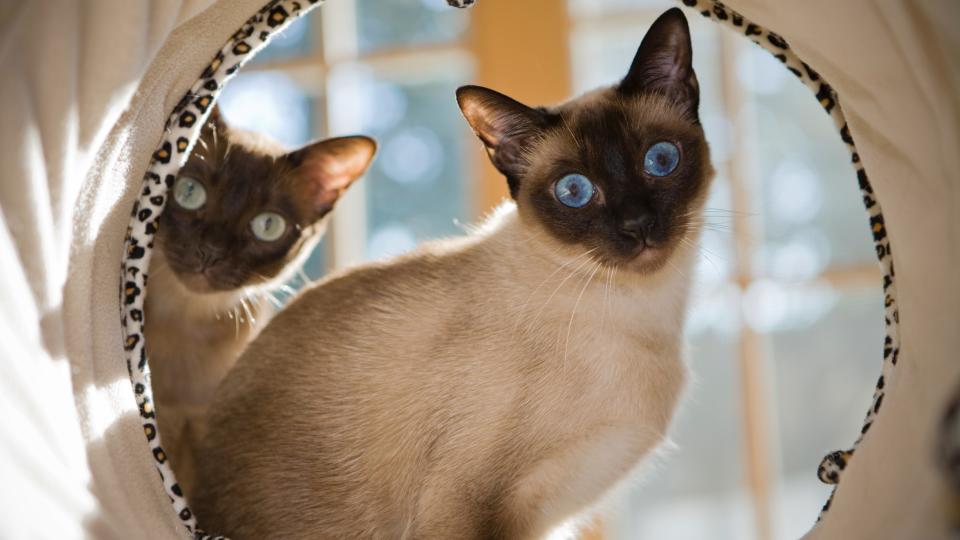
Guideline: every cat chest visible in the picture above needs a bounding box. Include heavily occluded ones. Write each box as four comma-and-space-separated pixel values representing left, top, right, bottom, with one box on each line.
512, 317, 686, 429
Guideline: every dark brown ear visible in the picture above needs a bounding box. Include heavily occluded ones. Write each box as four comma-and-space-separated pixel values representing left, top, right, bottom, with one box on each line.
619, 8, 699, 121
456, 85, 552, 198
196, 105, 228, 150
286, 136, 377, 219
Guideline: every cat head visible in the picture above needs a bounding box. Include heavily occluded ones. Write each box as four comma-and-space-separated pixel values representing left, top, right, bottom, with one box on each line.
457, 8, 712, 273
158, 107, 376, 293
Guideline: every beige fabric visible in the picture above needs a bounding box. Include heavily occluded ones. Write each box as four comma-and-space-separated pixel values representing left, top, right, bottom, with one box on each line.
0, 0, 956, 538
724, 1, 960, 538
0, 1, 264, 537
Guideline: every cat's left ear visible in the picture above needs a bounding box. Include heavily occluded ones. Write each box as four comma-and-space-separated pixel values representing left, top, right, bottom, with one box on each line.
287, 136, 377, 219
619, 8, 699, 121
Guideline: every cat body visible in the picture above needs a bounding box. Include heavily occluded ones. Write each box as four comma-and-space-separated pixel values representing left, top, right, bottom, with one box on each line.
146, 108, 375, 492
195, 204, 693, 539
195, 9, 711, 538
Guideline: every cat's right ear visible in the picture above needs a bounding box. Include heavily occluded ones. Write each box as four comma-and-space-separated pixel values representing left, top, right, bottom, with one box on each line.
457, 85, 550, 197
287, 136, 377, 220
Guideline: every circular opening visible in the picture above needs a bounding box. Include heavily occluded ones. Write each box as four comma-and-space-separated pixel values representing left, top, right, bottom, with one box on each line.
121, 1, 897, 537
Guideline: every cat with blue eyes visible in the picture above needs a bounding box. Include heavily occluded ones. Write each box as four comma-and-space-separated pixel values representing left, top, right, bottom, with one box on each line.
145, 107, 375, 493
194, 9, 713, 539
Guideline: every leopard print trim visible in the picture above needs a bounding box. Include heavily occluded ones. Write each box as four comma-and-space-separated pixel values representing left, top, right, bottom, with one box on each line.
676, 0, 902, 518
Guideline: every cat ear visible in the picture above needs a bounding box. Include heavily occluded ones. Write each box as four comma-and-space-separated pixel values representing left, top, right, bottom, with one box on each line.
457, 85, 551, 197
197, 105, 228, 148
287, 136, 377, 219
619, 8, 699, 121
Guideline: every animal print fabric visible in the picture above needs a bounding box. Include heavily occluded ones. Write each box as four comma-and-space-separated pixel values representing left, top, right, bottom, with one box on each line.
677, 0, 901, 518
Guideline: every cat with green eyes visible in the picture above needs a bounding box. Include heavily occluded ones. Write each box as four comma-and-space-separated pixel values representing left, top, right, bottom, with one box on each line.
195, 9, 713, 539
145, 107, 376, 493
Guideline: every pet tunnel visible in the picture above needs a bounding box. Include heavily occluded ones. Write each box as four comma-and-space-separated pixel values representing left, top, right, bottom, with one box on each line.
0, 0, 956, 538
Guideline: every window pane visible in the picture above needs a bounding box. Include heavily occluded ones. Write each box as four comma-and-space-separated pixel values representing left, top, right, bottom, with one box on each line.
568, 0, 673, 17
328, 64, 473, 260
741, 47, 877, 276
218, 71, 316, 147
250, 14, 313, 64
355, 0, 469, 54
366, 76, 470, 259
767, 285, 883, 538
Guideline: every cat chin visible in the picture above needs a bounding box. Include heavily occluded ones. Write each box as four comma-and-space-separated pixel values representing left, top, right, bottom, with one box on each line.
176, 271, 236, 294
610, 243, 680, 276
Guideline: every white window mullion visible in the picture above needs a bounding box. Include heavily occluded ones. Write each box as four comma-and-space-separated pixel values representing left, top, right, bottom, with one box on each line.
320, 0, 369, 270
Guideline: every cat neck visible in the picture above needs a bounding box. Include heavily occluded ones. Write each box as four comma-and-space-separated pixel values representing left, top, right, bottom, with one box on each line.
478, 201, 698, 335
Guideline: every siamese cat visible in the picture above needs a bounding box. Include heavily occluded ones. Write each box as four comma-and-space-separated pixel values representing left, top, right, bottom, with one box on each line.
195, 9, 712, 539
146, 107, 375, 492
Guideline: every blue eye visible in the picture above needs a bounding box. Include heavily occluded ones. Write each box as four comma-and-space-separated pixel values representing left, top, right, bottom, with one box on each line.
554, 174, 595, 208
644, 141, 680, 177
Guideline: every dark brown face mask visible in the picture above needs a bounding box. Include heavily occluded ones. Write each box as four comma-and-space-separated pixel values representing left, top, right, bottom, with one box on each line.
457, 8, 713, 272
158, 107, 377, 292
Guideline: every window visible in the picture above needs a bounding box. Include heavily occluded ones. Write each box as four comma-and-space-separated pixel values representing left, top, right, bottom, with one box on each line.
216, 2, 883, 538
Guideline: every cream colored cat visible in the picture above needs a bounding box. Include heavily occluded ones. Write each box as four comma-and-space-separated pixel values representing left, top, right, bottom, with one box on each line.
194, 9, 713, 539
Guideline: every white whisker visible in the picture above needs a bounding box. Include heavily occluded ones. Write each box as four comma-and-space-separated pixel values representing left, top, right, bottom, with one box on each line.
526, 249, 600, 332
240, 297, 256, 326
562, 261, 603, 366
514, 247, 598, 331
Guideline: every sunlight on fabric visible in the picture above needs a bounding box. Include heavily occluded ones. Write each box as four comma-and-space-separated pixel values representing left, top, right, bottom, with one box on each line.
23, 121, 63, 310
82, 378, 136, 442
0, 322, 95, 538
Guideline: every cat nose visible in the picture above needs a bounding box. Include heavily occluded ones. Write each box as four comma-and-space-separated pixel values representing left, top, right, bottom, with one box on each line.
618, 214, 655, 243
197, 246, 223, 268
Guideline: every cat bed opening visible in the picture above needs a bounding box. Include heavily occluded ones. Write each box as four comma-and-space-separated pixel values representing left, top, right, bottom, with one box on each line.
117, 0, 933, 536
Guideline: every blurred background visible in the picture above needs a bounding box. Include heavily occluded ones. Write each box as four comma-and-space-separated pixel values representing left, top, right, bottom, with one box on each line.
216, 0, 883, 538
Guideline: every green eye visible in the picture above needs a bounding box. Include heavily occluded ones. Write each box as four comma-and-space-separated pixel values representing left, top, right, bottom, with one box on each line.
173, 176, 206, 210
250, 212, 287, 242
